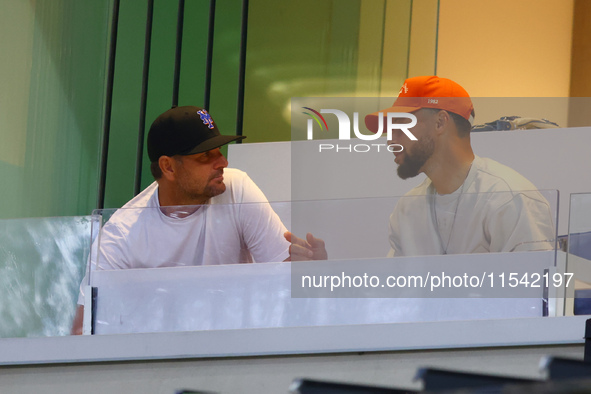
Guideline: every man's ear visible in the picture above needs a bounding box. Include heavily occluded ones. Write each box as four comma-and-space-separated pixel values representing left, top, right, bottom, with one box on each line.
434, 110, 451, 134
159, 156, 176, 181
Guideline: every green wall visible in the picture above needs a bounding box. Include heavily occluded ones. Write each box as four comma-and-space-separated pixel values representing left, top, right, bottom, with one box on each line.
0, 0, 111, 219
0, 0, 409, 213
243, 0, 362, 143
103, 0, 399, 208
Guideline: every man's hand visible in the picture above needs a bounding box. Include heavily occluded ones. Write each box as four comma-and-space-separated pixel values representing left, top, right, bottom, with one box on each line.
71, 305, 84, 335
284, 231, 328, 261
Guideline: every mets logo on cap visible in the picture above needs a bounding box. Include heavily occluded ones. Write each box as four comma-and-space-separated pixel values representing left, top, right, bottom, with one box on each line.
197, 109, 215, 129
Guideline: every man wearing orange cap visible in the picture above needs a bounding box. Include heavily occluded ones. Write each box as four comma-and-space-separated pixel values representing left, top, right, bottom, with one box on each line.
364, 75, 555, 256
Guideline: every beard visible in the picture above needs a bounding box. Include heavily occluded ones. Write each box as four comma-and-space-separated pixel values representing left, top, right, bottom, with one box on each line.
177, 170, 226, 204
396, 136, 434, 179
201, 177, 226, 199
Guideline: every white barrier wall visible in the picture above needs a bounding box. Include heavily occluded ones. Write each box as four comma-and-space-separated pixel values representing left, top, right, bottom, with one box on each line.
90, 252, 554, 335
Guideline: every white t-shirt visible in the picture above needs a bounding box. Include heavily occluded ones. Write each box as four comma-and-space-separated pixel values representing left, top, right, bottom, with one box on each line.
388, 156, 555, 257
79, 169, 288, 304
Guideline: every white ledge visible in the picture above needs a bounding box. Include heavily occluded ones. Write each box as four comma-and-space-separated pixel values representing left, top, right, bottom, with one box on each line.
0, 316, 587, 366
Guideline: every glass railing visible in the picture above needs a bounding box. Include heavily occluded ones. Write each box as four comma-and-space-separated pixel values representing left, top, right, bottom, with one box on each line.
0, 189, 562, 338
566, 193, 591, 315
83, 192, 558, 335
0, 215, 95, 338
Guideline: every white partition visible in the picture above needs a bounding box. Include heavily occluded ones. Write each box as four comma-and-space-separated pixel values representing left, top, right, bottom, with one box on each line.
91, 251, 556, 335
228, 127, 591, 235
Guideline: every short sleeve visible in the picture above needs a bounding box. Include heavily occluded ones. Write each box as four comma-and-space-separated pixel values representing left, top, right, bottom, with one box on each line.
487, 191, 555, 252
235, 173, 290, 262
95, 222, 133, 269
76, 222, 131, 305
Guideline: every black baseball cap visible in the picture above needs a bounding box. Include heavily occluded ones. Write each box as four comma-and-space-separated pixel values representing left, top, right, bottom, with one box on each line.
147, 106, 246, 162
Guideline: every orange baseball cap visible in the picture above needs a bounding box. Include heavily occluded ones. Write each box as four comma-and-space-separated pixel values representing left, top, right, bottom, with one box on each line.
365, 75, 474, 133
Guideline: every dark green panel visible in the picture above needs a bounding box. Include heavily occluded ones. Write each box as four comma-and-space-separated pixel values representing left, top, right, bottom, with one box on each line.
140, 0, 180, 189
178, 0, 210, 108
207, 0, 243, 138
103, 0, 148, 209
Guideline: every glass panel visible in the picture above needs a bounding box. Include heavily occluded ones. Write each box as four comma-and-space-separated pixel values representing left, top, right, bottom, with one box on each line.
0, 0, 112, 219
0, 216, 95, 338
86, 196, 557, 335
567, 193, 591, 315
289, 97, 591, 240
289, 192, 557, 259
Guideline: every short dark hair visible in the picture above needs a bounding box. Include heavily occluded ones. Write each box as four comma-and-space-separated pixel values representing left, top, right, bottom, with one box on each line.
150, 156, 186, 180
150, 161, 162, 180
425, 108, 475, 137
448, 109, 475, 137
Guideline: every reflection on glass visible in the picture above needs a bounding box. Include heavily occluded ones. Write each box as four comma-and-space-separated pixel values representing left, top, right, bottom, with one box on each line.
0, 216, 92, 338
288, 192, 557, 259
86, 193, 557, 276
243, 0, 414, 143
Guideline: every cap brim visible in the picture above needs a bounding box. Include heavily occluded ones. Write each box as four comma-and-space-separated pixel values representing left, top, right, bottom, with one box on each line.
365, 106, 421, 133
182, 134, 246, 155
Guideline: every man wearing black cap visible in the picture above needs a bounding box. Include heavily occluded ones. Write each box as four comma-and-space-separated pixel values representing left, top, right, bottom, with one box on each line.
72, 106, 289, 334
146, 106, 247, 207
